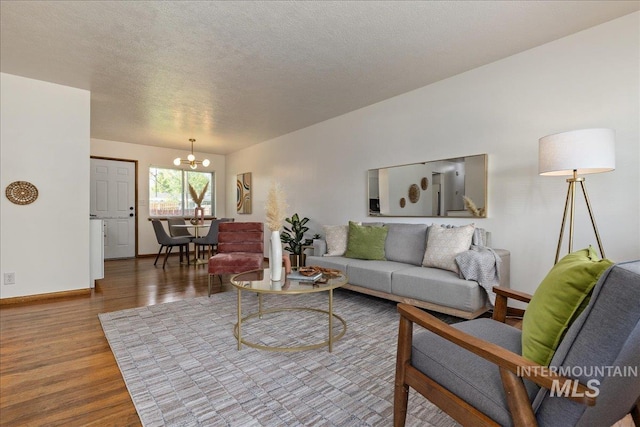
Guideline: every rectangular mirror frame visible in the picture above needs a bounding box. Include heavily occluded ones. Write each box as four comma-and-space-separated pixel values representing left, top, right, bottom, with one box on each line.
368, 154, 487, 218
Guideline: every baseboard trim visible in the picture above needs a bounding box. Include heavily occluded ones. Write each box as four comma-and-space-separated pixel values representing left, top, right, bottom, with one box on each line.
0, 288, 91, 305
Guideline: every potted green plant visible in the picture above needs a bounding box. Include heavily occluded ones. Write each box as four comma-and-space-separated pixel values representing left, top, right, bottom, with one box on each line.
280, 213, 317, 267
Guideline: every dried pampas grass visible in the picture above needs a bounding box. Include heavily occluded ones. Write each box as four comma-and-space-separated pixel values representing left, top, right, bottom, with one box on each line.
265, 182, 288, 231
463, 195, 485, 217
189, 182, 209, 207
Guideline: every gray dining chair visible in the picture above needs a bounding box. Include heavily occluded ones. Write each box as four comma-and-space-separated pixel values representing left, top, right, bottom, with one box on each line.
151, 219, 192, 268
193, 218, 234, 259
167, 218, 194, 238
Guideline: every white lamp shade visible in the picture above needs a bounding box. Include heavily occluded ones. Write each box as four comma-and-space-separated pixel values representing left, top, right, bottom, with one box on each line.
173, 158, 181, 166
202, 159, 210, 167
539, 128, 615, 176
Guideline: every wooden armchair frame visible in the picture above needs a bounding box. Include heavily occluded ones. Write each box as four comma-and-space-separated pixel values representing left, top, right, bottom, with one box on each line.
394, 286, 603, 427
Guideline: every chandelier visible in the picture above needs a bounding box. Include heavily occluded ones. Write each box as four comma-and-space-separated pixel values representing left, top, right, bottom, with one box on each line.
173, 138, 210, 169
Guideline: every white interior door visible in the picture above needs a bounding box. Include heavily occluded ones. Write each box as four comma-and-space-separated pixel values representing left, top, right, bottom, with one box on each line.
90, 158, 136, 259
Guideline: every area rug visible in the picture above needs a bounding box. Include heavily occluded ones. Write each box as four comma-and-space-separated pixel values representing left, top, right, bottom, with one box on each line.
99, 289, 460, 427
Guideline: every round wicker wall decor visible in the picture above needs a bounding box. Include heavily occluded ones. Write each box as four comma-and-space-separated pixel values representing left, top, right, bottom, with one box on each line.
421, 177, 429, 190
5, 181, 38, 205
408, 184, 420, 203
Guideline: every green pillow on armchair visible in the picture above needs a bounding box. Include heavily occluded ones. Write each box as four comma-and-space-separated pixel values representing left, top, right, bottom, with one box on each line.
522, 246, 613, 366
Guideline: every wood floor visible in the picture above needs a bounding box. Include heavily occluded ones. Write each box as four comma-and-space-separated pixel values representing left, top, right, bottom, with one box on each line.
0, 257, 229, 426
0, 257, 634, 427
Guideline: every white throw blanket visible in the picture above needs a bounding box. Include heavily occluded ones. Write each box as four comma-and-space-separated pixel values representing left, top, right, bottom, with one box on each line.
456, 245, 501, 306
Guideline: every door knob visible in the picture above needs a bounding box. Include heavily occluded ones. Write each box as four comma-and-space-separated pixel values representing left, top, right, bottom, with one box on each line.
129, 213, 134, 217
129, 207, 134, 210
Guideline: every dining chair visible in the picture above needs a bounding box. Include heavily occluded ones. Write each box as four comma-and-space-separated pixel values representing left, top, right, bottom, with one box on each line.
167, 218, 194, 238
192, 218, 234, 259
207, 222, 264, 296
151, 219, 192, 268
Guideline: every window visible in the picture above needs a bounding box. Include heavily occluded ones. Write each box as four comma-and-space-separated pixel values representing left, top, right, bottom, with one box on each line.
149, 167, 215, 217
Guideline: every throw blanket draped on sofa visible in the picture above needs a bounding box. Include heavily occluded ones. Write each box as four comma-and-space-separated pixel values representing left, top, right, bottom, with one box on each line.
456, 245, 501, 305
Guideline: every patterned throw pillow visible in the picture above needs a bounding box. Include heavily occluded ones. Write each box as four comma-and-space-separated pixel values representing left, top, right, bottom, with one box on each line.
422, 224, 475, 273
323, 225, 349, 256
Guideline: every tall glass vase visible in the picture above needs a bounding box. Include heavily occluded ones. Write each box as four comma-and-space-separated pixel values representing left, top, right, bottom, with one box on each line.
269, 230, 283, 281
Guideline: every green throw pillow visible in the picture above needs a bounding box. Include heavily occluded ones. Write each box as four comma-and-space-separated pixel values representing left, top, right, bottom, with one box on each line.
344, 221, 388, 260
522, 246, 613, 366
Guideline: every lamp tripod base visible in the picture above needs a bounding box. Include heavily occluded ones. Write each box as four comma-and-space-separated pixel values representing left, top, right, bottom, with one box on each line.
554, 172, 605, 264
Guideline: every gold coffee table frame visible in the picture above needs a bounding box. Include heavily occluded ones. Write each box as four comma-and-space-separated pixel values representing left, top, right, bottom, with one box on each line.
230, 268, 347, 352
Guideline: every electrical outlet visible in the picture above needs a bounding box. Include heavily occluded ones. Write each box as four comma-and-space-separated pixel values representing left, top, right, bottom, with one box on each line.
4, 272, 16, 285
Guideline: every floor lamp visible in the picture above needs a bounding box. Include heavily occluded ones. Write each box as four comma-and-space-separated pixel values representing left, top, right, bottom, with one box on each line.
538, 128, 615, 264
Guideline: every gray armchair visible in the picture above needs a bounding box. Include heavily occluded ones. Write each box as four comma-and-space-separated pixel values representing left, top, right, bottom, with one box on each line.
394, 260, 640, 427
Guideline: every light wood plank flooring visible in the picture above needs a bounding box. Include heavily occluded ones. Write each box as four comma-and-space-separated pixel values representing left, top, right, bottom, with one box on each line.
0, 257, 634, 426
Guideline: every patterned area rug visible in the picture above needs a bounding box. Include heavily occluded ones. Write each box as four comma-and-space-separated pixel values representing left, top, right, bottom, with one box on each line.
99, 289, 461, 426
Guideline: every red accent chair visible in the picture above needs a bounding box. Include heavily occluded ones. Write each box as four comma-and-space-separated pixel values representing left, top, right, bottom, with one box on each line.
207, 222, 264, 296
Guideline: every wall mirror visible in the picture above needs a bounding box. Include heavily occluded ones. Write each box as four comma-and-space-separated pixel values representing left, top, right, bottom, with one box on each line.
368, 154, 487, 218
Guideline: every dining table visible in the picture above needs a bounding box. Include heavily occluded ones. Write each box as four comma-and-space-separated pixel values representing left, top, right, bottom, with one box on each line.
170, 222, 210, 266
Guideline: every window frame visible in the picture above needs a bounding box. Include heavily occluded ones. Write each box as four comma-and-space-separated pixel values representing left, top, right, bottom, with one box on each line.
149, 166, 215, 218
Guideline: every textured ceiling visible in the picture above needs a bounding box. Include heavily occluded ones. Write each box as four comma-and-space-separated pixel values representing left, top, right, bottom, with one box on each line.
1, 1, 638, 155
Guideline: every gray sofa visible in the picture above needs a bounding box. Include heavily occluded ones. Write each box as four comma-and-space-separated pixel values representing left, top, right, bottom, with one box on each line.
305, 223, 510, 319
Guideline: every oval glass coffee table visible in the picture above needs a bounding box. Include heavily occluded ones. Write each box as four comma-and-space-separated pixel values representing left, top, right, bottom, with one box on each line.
230, 268, 348, 352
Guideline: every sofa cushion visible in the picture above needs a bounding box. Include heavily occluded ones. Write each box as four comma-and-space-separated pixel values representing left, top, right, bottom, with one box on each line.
392, 266, 487, 312
323, 225, 349, 256
344, 221, 388, 260
385, 223, 428, 266
346, 259, 411, 293
305, 255, 351, 273
422, 223, 475, 273
521, 246, 613, 366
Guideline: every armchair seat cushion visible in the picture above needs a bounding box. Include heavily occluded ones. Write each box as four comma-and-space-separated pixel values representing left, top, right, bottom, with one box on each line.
208, 252, 263, 275
411, 318, 540, 427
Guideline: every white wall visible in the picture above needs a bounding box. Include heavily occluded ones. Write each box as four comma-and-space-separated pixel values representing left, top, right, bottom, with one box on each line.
225, 13, 640, 295
90, 138, 226, 255
1, 73, 91, 298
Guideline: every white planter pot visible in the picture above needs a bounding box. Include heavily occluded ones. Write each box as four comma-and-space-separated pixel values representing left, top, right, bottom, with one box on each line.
269, 230, 283, 281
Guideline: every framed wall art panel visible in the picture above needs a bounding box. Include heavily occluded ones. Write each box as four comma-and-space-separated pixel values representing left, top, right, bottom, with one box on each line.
237, 172, 252, 214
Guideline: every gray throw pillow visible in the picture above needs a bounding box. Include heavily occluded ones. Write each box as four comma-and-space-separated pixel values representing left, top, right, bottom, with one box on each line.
385, 223, 428, 266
